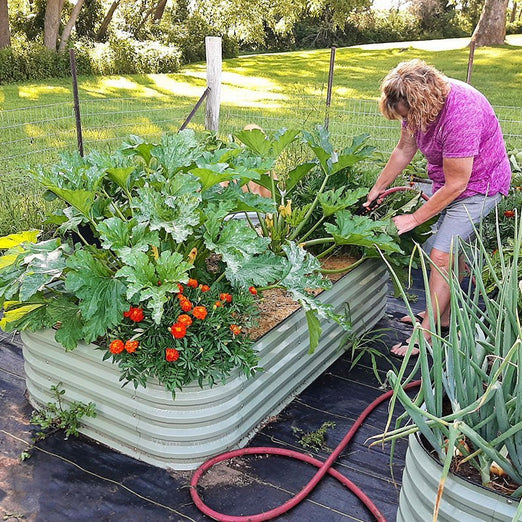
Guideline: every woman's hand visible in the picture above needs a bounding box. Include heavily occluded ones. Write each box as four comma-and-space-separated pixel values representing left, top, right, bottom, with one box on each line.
392, 214, 420, 235
363, 186, 383, 209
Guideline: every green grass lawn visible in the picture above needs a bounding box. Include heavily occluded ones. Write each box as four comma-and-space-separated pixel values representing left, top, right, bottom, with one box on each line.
2, 37, 521, 108
0, 37, 521, 235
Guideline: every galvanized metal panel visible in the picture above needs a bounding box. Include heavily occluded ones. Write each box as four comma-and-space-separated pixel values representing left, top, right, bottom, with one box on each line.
397, 434, 519, 521
22, 259, 388, 470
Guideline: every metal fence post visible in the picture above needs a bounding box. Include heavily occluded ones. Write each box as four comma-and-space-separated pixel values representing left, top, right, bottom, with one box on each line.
69, 49, 84, 156
205, 36, 222, 132
324, 46, 336, 131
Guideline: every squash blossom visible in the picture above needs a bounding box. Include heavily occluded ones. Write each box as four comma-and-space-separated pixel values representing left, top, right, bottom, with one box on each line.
278, 199, 292, 217
109, 339, 125, 354
165, 348, 180, 362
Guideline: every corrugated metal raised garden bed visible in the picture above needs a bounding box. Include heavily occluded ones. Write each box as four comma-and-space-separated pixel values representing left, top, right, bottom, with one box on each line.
22, 258, 387, 470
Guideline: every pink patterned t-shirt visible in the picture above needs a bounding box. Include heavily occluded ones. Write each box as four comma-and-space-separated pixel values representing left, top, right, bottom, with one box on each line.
409, 79, 511, 199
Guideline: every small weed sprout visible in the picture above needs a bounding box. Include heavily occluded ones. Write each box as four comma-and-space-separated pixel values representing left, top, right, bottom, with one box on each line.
340, 327, 396, 387
21, 383, 96, 461
292, 421, 336, 452
404, 292, 418, 303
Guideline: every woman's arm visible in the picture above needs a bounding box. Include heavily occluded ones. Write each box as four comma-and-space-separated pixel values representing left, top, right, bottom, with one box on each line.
365, 127, 418, 206
393, 156, 473, 234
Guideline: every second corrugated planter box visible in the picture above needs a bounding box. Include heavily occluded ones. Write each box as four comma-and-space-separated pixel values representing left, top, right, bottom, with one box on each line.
22, 258, 388, 471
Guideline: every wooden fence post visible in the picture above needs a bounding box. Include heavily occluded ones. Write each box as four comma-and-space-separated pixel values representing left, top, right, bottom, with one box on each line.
205, 36, 222, 132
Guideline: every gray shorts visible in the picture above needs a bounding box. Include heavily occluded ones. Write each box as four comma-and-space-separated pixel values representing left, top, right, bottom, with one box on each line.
423, 193, 502, 254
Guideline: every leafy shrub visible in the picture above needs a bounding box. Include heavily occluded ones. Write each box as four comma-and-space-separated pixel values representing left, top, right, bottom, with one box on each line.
82, 33, 182, 75
507, 20, 522, 35
0, 36, 73, 83
169, 15, 238, 64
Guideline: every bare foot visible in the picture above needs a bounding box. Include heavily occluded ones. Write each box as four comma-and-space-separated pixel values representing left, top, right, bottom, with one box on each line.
391, 338, 420, 357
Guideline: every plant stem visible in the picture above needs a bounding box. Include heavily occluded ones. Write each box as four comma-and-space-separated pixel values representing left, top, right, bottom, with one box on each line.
316, 244, 337, 259
297, 215, 326, 244
288, 171, 329, 241
300, 237, 335, 248
101, 187, 126, 220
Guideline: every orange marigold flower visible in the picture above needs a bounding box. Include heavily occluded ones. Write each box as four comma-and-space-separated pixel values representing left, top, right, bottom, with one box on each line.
230, 324, 241, 335
220, 293, 233, 303
200, 284, 210, 292
180, 299, 193, 312
109, 339, 125, 354
165, 348, 180, 362
177, 314, 193, 327
248, 286, 257, 295
123, 306, 144, 322
214, 301, 222, 308
124, 340, 139, 353
170, 322, 187, 338
193, 306, 208, 320
504, 210, 515, 218
177, 283, 184, 293
188, 278, 198, 288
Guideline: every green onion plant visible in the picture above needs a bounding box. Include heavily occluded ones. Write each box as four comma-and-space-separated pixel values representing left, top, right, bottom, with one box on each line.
372, 210, 522, 518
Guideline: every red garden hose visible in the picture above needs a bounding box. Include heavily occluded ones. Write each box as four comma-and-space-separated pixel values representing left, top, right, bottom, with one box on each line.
380, 186, 430, 201
190, 380, 422, 522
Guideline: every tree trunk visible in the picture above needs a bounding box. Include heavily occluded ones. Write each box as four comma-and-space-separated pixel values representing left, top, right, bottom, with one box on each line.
58, 0, 85, 52
0, 0, 10, 48
95, 0, 120, 41
471, 0, 509, 46
153, 0, 168, 21
510, 1, 517, 22
134, 4, 156, 34
44, 0, 65, 50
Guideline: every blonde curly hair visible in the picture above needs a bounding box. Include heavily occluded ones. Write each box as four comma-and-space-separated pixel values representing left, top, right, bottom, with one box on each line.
379, 59, 450, 132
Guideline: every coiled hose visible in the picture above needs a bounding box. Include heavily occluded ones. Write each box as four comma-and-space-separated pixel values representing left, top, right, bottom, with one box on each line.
190, 381, 421, 522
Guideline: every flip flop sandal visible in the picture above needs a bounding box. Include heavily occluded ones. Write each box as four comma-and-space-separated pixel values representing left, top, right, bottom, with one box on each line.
398, 312, 425, 325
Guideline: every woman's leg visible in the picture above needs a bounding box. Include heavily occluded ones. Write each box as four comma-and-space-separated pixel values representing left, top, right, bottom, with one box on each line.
392, 248, 451, 356
391, 194, 501, 357
420, 247, 452, 332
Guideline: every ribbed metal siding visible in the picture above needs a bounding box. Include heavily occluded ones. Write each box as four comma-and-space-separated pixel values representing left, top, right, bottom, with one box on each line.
22, 259, 388, 470
398, 434, 519, 521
